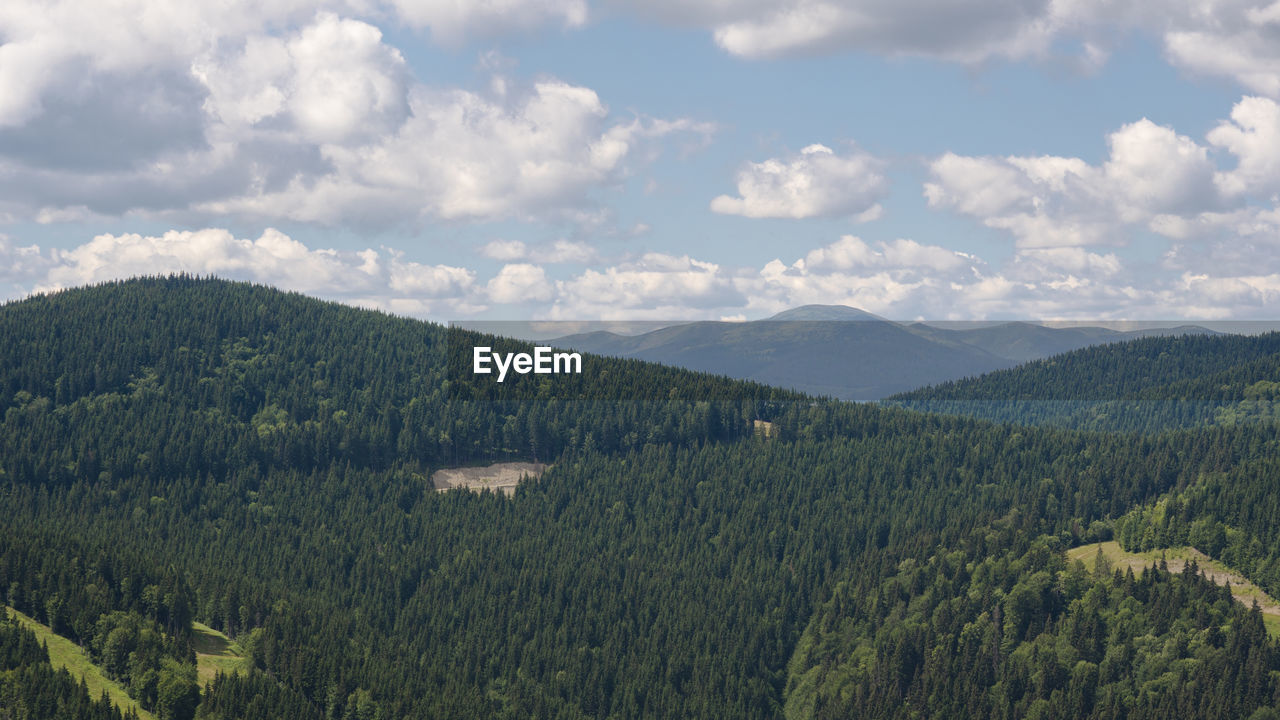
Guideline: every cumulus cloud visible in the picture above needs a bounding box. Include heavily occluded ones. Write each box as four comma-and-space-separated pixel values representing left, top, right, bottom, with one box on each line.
0, 3, 699, 228
385, 0, 587, 45
488, 263, 554, 303
0, 0, 580, 124
926, 99, 1280, 250
7, 226, 1280, 320
533, 230, 1280, 320
746, 234, 1280, 320
0, 235, 49, 282
388, 260, 476, 297
537, 234, 1138, 320
627, 0, 1066, 62
481, 240, 530, 261
711, 144, 887, 220
1168, 271, 1280, 318
192, 79, 696, 226
1013, 247, 1122, 277
534, 235, 986, 319
550, 253, 745, 318
481, 238, 600, 263
796, 235, 972, 273
1158, 206, 1280, 280
622, 0, 1280, 99
3, 227, 482, 315
195, 13, 411, 145
1208, 96, 1280, 196
541, 239, 600, 263
925, 117, 1228, 248
1161, 0, 1280, 97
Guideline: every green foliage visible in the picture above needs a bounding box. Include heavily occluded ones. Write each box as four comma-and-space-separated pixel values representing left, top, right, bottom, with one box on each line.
0, 609, 135, 720
3, 277, 1280, 719
194, 671, 318, 720
85, 611, 194, 713
154, 658, 199, 720
889, 332, 1280, 432
1118, 447, 1280, 599
785, 532, 1280, 719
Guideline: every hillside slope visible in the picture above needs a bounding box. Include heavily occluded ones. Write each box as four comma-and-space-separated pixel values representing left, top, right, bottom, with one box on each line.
1, 277, 1277, 719
890, 332, 1280, 431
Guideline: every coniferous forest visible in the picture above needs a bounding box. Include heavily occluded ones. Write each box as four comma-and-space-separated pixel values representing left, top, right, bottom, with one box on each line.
3, 276, 1280, 718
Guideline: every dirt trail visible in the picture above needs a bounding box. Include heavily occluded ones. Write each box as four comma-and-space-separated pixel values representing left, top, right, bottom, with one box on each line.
1069, 541, 1280, 618
1163, 547, 1280, 615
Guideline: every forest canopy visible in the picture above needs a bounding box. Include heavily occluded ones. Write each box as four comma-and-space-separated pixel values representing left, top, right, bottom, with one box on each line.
2, 276, 1280, 718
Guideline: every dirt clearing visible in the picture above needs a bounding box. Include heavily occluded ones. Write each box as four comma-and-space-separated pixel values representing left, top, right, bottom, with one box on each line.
431, 462, 548, 496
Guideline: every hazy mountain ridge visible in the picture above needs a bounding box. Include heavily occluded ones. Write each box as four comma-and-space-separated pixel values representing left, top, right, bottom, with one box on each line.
552, 304, 1216, 401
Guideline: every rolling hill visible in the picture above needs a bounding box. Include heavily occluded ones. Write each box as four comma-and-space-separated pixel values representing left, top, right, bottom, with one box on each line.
2, 277, 1279, 720
891, 330, 1280, 431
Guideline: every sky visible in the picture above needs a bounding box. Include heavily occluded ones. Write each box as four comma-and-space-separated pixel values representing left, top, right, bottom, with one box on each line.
2, 0, 1280, 321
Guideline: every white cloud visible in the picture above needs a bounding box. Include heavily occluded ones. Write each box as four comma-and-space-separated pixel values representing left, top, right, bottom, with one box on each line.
1177, 271, 1280, 308
38, 228, 380, 295
1013, 247, 1122, 277
193, 80, 695, 226
0, 0, 581, 127
1158, 206, 1280, 279
738, 234, 983, 316
488, 263, 553, 303
550, 253, 744, 318
542, 239, 600, 263
1104, 118, 1220, 220
797, 235, 970, 273
196, 13, 411, 145
0, 3, 701, 229
384, 0, 588, 45
743, 236, 1156, 320
0, 235, 49, 282
388, 261, 476, 297
7, 226, 1280, 320
926, 118, 1226, 247
1208, 96, 1280, 196
481, 237, 599, 264
528, 231, 1280, 321
711, 144, 887, 220
627, 0, 1066, 63
4, 227, 483, 316
1161, 0, 1280, 98
481, 239, 530, 261
622, 0, 1280, 100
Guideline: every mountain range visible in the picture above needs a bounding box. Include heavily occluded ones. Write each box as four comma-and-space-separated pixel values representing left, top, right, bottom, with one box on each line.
552, 305, 1215, 400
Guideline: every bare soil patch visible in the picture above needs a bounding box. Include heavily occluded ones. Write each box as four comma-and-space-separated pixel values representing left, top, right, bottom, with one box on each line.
753, 420, 777, 438
431, 462, 548, 496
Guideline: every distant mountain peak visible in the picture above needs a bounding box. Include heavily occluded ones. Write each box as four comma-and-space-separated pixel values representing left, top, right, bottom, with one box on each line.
765, 305, 886, 322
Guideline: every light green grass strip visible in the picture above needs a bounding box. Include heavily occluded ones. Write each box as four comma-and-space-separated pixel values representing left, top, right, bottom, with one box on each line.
192, 620, 250, 686
5, 605, 154, 719
1067, 541, 1280, 638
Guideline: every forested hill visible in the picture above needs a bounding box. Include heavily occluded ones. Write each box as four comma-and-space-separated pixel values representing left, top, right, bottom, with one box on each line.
3, 277, 1280, 719
888, 331, 1280, 432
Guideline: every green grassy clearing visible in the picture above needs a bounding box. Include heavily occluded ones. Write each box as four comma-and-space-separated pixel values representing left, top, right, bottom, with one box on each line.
192, 620, 250, 685
5, 605, 154, 719
1067, 541, 1280, 636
